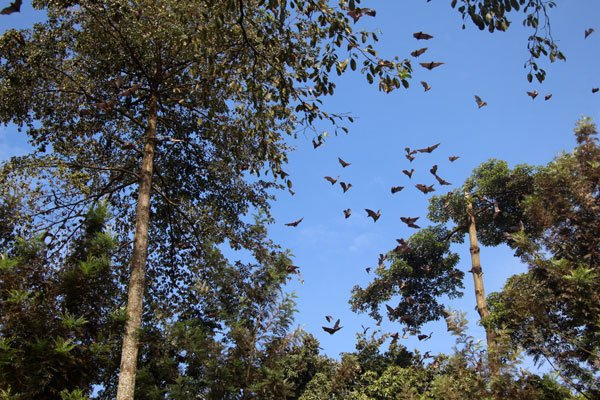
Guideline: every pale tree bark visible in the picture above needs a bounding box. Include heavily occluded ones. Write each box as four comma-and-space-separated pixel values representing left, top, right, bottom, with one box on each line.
465, 193, 499, 375
116, 93, 158, 400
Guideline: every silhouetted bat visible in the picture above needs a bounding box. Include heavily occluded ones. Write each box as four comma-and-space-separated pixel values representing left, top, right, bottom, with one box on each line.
312, 137, 323, 149
343, 209, 351, 219
415, 183, 435, 194
400, 216, 420, 229
324, 176, 339, 185
402, 169, 414, 178
340, 181, 352, 192
365, 266, 371, 273
418, 332, 433, 341
585, 28, 595, 39
411, 47, 428, 57
544, 94, 552, 101
434, 175, 451, 186
526, 90, 538, 99
322, 319, 342, 334
325, 315, 333, 323
405, 153, 415, 162
405, 147, 417, 155
421, 81, 431, 92
420, 62, 444, 70
448, 155, 460, 162
378, 253, 387, 266
338, 157, 351, 168
390, 332, 399, 344
593, 88, 599, 93
417, 143, 440, 153
386, 304, 396, 315
365, 209, 381, 222
413, 31, 433, 40
474, 95, 487, 108
347, 7, 376, 23
0, 0, 22, 15
285, 217, 304, 227
391, 186, 404, 194
429, 165, 438, 175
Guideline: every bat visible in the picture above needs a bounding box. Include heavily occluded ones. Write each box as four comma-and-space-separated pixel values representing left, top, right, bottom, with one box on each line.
312, 138, 323, 149
343, 209, 351, 219
325, 315, 333, 323
448, 155, 460, 162
413, 31, 433, 40
285, 217, 304, 227
405, 147, 417, 155
417, 143, 440, 153
378, 253, 387, 266
347, 7, 376, 23
286, 265, 300, 273
324, 176, 339, 185
0, 0, 22, 15
418, 332, 433, 341
402, 169, 414, 178
526, 90, 538, 99
420, 62, 444, 70
390, 332, 399, 344
429, 165, 438, 175
322, 319, 342, 334
434, 175, 451, 186
585, 28, 595, 39
391, 186, 404, 194
386, 304, 396, 315
400, 315, 413, 324
411, 47, 428, 57
405, 153, 415, 162
474, 95, 487, 108
340, 181, 352, 192
593, 88, 599, 93
365, 209, 381, 222
544, 94, 552, 101
420, 81, 432, 92
365, 267, 371, 273
338, 157, 351, 168
400, 216, 420, 229
415, 183, 435, 194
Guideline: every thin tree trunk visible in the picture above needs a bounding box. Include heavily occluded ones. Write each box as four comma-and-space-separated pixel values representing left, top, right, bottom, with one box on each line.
465, 194, 499, 375
116, 93, 158, 400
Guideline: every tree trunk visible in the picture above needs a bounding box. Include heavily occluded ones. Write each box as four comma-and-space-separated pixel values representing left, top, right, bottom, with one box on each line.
116, 93, 158, 400
465, 194, 499, 375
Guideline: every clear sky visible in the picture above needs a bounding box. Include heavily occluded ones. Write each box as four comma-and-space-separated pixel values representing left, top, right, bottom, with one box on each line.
1, 0, 600, 366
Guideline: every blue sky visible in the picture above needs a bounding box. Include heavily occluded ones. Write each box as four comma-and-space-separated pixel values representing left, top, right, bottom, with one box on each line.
1, 0, 600, 366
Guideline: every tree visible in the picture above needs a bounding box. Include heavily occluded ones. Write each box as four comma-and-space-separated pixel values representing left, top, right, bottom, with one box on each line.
488, 117, 600, 397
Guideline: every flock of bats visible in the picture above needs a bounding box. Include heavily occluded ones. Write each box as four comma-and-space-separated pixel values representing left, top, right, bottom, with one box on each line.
1, 1, 598, 339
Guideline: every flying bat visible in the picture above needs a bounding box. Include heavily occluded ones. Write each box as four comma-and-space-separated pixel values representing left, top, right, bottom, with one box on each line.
544, 94, 552, 101
340, 181, 352, 193
418, 332, 433, 341
526, 90, 538, 99
343, 209, 351, 219
400, 216, 420, 229
415, 183, 435, 194
338, 157, 351, 168
324, 176, 339, 185
312, 137, 323, 149
421, 81, 432, 92
413, 31, 433, 40
390, 332, 400, 344
386, 304, 396, 315
378, 253, 387, 266
405, 153, 416, 162
402, 169, 414, 178
347, 7, 376, 23
417, 143, 440, 153
405, 147, 417, 155
411, 47, 428, 57
448, 155, 460, 162
434, 175, 451, 186
0, 0, 22, 15
285, 217, 304, 227
474, 95, 487, 108
420, 62, 444, 70
325, 315, 333, 323
322, 319, 342, 334
593, 88, 599, 93
365, 266, 371, 273
429, 165, 438, 175
365, 209, 381, 222
391, 186, 404, 194
585, 28, 595, 39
